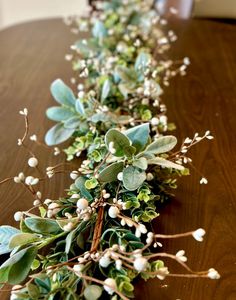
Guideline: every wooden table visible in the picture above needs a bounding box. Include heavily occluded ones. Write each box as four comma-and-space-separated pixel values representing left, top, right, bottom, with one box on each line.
0, 19, 235, 300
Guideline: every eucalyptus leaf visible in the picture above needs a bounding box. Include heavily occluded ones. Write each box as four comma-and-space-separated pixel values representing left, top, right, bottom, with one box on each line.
123, 166, 146, 191
0, 225, 20, 255
25, 218, 62, 234
98, 162, 124, 182
75, 99, 85, 116
105, 128, 131, 157
51, 79, 76, 107
46, 107, 75, 122
145, 135, 177, 155
64, 116, 81, 129
133, 157, 148, 170
135, 52, 150, 72
92, 20, 107, 39
101, 78, 111, 102
45, 123, 75, 146
148, 158, 184, 170
75, 177, 93, 201
125, 123, 150, 152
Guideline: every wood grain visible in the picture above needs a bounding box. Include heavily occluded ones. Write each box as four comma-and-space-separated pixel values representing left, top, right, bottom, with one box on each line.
0, 19, 235, 300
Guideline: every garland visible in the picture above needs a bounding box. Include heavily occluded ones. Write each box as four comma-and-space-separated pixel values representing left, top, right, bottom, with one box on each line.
0, 1, 220, 299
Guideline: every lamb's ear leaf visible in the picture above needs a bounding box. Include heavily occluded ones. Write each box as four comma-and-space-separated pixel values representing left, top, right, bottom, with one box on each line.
123, 166, 146, 191
46, 106, 75, 122
105, 128, 131, 157
148, 158, 184, 170
125, 123, 150, 153
50, 79, 76, 107
24, 218, 62, 234
98, 162, 124, 183
45, 123, 75, 146
145, 136, 177, 155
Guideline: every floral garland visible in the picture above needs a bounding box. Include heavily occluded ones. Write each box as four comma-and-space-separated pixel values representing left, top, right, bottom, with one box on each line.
0, 1, 220, 300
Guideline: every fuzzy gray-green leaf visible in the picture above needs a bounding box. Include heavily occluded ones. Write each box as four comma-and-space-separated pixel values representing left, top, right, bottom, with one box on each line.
46, 106, 75, 122
123, 166, 146, 191
98, 162, 124, 182
105, 129, 131, 157
145, 136, 177, 155
50, 79, 76, 107
148, 158, 184, 170
45, 123, 75, 146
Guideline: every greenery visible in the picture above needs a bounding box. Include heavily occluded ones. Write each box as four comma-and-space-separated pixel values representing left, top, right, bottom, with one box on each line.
0, 1, 219, 300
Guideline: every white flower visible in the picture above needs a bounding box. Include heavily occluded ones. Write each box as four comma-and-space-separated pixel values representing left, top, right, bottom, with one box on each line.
33, 200, 41, 206
14, 172, 25, 183
135, 228, 141, 238
99, 256, 111, 268
28, 157, 38, 168
192, 228, 206, 242
176, 250, 187, 262
70, 171, 79, 180
103, 278, 117, 295
183, 57, 190, 65
78, 91, 85, 99
117, 172, 123, 181
133, 257, 148, 272
17, 139, 22, 146
108, 206, 120, 218
115, 259, 122, 270
14, 211, 23, 222
156, 267, 169, 280
151, 117, 159, 126
30, 134, 37, 141
54, 147, 60, 156
48, 203, 60, 210
207, 268, 220, 279
77, 198, 89, 210
25, 176, 39, 186
19, 108, 28, 116
108, 142, 116, 154
200, 177, 208, 185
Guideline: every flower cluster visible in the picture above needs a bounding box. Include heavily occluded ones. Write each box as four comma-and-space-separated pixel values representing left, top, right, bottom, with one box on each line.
0, 1, 220, 300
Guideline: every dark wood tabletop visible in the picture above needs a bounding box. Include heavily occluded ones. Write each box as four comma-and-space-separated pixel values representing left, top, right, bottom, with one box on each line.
0, 18, 235, 300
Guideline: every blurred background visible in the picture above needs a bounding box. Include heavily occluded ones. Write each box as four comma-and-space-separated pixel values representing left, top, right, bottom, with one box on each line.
0, 0, 235, 29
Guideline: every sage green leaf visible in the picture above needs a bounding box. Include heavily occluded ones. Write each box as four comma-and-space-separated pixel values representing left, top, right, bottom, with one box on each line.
9, 233, 39, 249
105, 128, 131, 157
135, 52, 151, 72
133, 157, 148, 170
145, 135, 177, 155
92, 20, 107, 39
148, 158, 184, 170
0, 246, 37, 285
8, 247, 37, 285
115, 66, 136, 83
46, 107, 75, 122
27, 283, 40, 299
45, 123, 75, 146
0, 225, 20, 255
98, 162, 124, 182
118, 83, 133, 98
25, 218, 62, 234
75, 99, 85, 116
90, 112, 111, 123
84, 285, 102, 300
101, 78, 111, 102
50, 79, 76, 107
123, 145, 136, 158
123, 166, 146, 191
125, 123, 150, 152
64, 116, 81, 129
65, 229, 76, 254
75, 177, 93, 201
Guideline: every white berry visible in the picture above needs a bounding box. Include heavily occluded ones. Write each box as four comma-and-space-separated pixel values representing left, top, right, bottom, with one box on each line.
77, 198, 89, 210
28, 157, 38, 168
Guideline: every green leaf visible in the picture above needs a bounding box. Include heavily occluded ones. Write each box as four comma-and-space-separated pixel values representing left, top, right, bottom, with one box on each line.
64, 116, 81, 129
75, 177, 93, 201
118, 83, 133, 98
84, 285, 102, 300
133, 157, 147, 170
0, 225, 20, 255
25, 218, 62, 234
148, 158, 184, 170
145, 136, 177, 155
27, 283, 40, 299
98, 162, 124, 183
135, 52, 150, 72
0, 246, 37, 285
46, 107, 75, 122
85, 178, 98, 189
92, 20, 107, 39
123, 166, 146, 191
115, 66, 137, 83
65, 229, 76, 254
101, 79, 111, 102
105, 128, 131, 157
125, 123, 150, 153
75, 99, 85, 116
45, 123, 75, 146
9, 233, 39, 249
50, 79, 76, 107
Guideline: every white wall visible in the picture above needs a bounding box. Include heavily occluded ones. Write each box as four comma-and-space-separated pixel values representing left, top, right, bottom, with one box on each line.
0, 0, 88, 29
